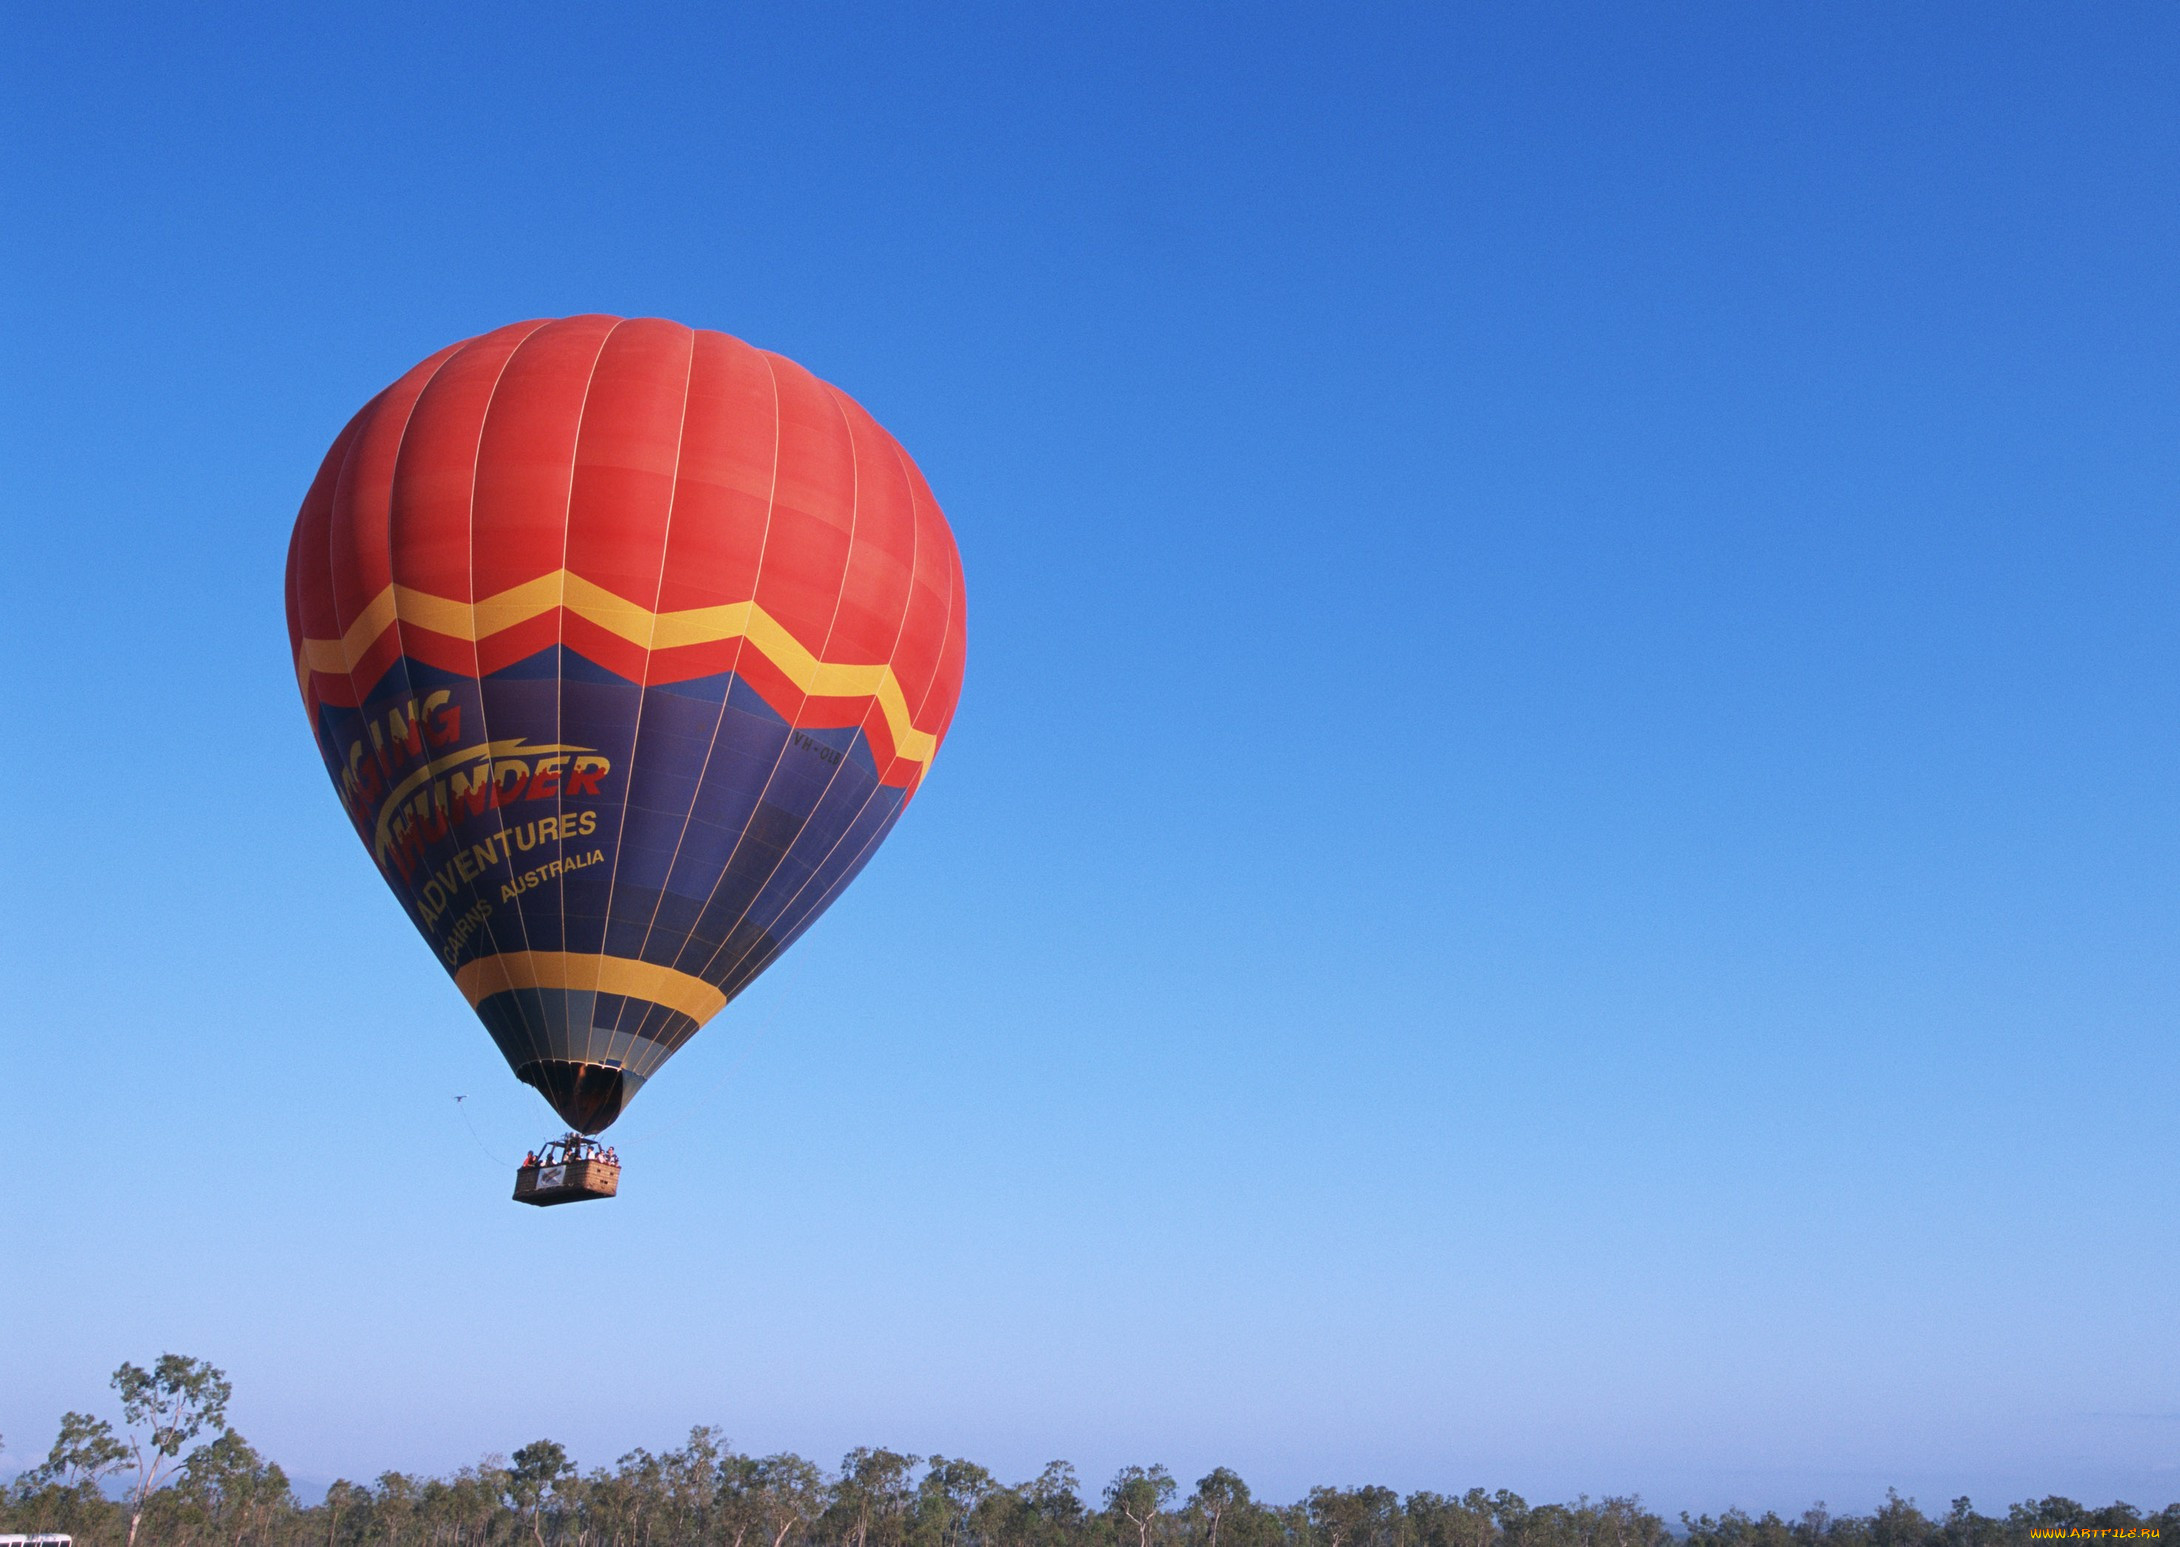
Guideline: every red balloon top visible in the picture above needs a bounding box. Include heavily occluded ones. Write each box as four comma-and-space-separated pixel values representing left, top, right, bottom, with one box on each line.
284, 315, 967, 795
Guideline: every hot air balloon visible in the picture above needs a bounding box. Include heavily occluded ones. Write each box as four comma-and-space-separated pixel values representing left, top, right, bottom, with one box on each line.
284, 316, 967, 1203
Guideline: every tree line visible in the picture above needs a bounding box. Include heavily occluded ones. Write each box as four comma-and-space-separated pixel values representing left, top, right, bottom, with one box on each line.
4, 1356, 2169, 1547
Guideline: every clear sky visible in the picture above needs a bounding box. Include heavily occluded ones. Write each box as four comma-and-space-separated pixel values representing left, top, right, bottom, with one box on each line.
3, 0, 2176, 1520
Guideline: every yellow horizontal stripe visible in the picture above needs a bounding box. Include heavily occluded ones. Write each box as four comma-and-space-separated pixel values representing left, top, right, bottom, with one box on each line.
298, 574, 937, 764
454, 951, 729, 1025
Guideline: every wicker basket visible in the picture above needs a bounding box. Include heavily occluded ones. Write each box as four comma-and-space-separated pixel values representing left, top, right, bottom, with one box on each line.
513, 1157, 621, 1207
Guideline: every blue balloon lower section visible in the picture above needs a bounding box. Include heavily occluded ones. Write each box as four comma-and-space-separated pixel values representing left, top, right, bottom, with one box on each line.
311, 646, 911, 1126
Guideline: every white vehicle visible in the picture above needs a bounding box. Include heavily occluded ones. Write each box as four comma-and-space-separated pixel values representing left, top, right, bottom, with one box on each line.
0, 1535, 74, 1546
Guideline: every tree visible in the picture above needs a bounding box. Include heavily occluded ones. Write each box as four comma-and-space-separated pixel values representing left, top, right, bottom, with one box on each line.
612, 1446, 666, 1547
661, 1425, 727, 1546
833, 1449, 921, 1547
972, 1463, 1083, 1547
371, 1472, 425, 1547
113, 1353, 233, 1547
1306, 1487, 1400, 1547
718, 1448, 768, 1547
176, 1428, 295, 1547
1681, 1509, 1797, 1547
321, 1479, 367, 1547
1869, 1493, 1933, 1547
1028, 1463, 1085, 1527
1408, 1491, 1497, 1547
452, 1459, 512, 1547
1189, 1470, 1252, 1547
26, 1411, 130, 1493
918, 1457, 998, 1547
1565, 1497, 1664, 1547
753, 1452, 826, 1547
1106, 1467, 1177, 1547
509, 1440, 574, 1547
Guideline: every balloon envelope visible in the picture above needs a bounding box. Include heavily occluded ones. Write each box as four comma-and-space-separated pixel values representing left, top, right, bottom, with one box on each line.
286, 316, 967, 1132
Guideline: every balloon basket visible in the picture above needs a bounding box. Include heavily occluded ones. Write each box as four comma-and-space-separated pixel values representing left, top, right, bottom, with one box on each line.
513, 1134, 621, 1207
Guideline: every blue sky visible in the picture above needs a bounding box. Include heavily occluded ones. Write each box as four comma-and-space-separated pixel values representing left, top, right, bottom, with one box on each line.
3, 0, 2177, 1518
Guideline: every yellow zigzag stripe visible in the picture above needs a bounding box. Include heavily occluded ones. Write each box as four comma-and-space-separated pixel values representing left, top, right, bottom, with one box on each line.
296, 574, 938, 765
453, 951, 729, 1024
